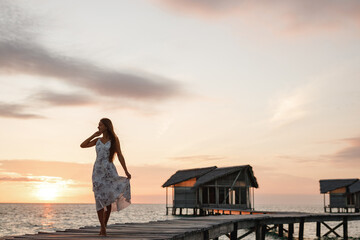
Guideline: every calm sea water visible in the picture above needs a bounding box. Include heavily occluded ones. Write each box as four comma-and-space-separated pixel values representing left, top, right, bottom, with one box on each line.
0, 203, 359, 239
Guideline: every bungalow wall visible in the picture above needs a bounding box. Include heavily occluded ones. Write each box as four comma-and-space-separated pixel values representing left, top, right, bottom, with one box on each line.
328, 187, 357, 208
356, 192, 360, 211
173, 178, 197, 208
173, 187, 197, 208
197, 171, 253, 209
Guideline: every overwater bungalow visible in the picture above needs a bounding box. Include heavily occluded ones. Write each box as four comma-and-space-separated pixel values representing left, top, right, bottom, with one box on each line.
162, 165, 258, 215
320, 178, 360, 213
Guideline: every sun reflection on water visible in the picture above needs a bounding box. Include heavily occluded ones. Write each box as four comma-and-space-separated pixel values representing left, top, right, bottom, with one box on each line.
40, 204, 55, 229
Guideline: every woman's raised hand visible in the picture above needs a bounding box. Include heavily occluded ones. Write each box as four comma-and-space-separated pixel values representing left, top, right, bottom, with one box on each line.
125, 171, 132, 179
93, 131, 102, 137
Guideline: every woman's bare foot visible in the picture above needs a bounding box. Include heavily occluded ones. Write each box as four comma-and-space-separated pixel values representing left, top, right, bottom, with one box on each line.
99, 227, 107, 236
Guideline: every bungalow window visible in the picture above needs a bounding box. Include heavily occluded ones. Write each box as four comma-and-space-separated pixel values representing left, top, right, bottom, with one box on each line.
209, 187, 216, 204
347, 194, 355, 205
234, 187, 240, 204
219, 187, 225, 204
202, 187, 208, 204
202, 187, 216, 204
241, 187, 247, 205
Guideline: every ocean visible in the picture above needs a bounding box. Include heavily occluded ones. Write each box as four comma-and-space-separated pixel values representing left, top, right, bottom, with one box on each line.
0, 203, 359, 239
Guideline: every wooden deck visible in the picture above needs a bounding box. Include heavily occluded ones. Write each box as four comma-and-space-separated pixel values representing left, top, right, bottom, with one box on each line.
2, 213, 360, 240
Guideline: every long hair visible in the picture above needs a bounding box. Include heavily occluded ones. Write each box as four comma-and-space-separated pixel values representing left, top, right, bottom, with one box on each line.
100, 118, 117, 162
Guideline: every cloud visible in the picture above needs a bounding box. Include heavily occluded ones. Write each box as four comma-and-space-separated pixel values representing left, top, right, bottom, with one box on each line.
0, 175, 64, 183
0, 1, 183, 112
155, 0, 360, 36
0, 102, 43, 119
170, 155, 226, 163
32, 90, 95, 106
0, 41, 182, 101
269, 89, 309, 127
332, 137, 360, 166
0, 160, 92, 183
0, 176, 39, 182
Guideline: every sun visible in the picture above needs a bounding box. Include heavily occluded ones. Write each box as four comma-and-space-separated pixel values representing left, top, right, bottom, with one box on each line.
35, 182, 60, 201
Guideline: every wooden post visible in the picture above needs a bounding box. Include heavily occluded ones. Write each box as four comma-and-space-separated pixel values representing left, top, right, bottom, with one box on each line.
255, 225, 262, 240
343, 217, 348, 240
279, 224, 283, 237
288, 223, 294, 240
316, 222, 321, 237
261, 225, 266, 240
298, 219, 304, 240
203, 230, 209, 240
230, 222, 238, 240
252, 187, 255, 210
166, 187, 168, 215
255, 222, 266, 240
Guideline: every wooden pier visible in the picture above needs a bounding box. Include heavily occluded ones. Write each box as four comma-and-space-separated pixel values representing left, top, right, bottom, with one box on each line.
2, 212, 360, 240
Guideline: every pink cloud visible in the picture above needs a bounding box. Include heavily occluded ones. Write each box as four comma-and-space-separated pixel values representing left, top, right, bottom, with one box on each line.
332, 137, 360, 166
154, 0, 360, 36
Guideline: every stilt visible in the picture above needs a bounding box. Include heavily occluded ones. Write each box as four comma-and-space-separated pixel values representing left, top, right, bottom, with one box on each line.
199, 208, 203, 215
343, 217, 348, 240
316, 222, 321, 237
288, 223, 294, 240
203, 229, 209, 240
255, 224, 266, 240
298, 219, 304, 240
230, 222, 238, 240
261, 225, 266, 240
279, 224, 283, 237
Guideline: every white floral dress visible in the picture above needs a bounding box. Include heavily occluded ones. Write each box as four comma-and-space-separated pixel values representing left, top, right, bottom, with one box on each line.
92, 139, 131, 212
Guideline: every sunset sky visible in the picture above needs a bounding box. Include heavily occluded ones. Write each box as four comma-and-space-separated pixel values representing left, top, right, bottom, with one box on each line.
1, 0, 359, 205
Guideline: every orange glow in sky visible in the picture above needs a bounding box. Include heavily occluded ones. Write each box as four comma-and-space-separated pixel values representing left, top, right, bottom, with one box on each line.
35, 182, 60, 201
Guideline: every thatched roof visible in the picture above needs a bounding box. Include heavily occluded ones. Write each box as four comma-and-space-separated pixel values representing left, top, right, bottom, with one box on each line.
162, 166, 216, 187
319, 179, 358, 193
162, 165, 258, 188
349, 180, 360, 193
193, 165, 258, 189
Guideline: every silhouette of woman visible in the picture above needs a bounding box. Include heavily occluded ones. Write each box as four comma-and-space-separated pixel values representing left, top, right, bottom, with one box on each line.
81, 118, 131, 236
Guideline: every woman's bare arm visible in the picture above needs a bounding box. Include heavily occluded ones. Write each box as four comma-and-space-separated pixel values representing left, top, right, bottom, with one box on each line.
80, 132, 101, 148
116, 137, 131, 179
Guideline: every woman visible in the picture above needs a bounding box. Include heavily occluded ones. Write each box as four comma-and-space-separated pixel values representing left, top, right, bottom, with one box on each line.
81, 118, 131, 236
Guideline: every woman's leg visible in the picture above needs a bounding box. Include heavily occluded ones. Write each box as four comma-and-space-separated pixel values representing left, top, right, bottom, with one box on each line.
104, 204, 112, 227
97, 208, 107, 236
